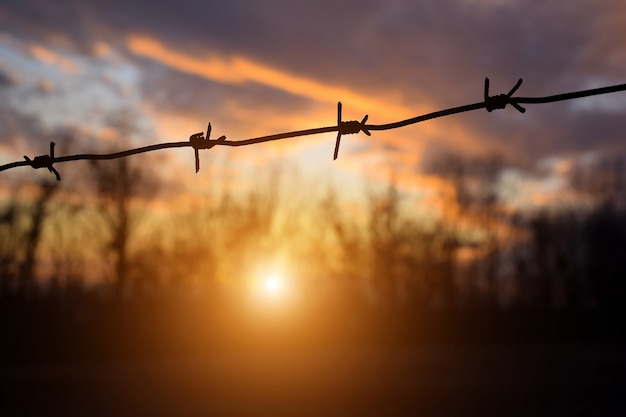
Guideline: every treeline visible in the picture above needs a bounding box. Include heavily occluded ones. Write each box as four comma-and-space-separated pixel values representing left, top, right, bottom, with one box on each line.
1, 151, 626, 348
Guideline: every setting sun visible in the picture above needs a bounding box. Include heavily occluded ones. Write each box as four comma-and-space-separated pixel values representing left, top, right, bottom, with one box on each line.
261, 274, 285, 297
263, 275, 282, 294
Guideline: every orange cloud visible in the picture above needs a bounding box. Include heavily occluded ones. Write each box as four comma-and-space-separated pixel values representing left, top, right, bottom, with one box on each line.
126, 34, 418, 120
29, 44, 79, 73
127, 33, 504, 196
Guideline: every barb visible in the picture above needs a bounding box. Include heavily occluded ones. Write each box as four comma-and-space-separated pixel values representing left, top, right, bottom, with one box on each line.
484, 78, 525, 113
334, 102, 370, 160
189, 123, 227, 173
23, 142, 61, 181
2, 78, 626, 180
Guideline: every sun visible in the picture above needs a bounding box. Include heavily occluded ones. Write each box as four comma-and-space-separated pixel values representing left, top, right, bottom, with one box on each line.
262, 274, 283, 296
248, 265, 294, 306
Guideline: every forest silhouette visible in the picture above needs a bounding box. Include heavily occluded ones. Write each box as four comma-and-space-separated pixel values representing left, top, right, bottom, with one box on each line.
1, 149, 626, 416
2, 150, 626, 347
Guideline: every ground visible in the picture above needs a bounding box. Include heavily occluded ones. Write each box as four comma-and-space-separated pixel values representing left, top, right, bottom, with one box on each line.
2, 342, 624, 416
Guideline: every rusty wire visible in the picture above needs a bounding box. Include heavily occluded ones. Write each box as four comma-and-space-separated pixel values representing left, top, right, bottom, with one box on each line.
2, 77, 626, 181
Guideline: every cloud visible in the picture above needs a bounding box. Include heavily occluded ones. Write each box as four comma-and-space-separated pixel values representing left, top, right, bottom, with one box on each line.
125, 34, 416, 120
0, 67, 17, 87
1, 0, 626, 202
29, 44, 79, 73
35, 79, 54, 93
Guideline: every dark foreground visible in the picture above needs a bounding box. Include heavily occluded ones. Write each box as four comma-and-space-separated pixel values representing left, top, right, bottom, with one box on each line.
1, 295, 625, 416
3, 343, 625, 417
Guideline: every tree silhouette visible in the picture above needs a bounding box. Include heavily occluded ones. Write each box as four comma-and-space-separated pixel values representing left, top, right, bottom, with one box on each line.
19, 181, 58, 294
89, 155, 158, 296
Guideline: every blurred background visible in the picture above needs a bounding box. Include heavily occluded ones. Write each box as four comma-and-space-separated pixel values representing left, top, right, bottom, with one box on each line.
1, 1, 626, 416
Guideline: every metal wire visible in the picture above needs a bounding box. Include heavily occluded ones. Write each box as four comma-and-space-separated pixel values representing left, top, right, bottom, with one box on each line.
2, 77, 626, 180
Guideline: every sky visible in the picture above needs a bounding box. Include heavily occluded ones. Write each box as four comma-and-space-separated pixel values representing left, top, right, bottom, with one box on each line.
1, 0, 626, 209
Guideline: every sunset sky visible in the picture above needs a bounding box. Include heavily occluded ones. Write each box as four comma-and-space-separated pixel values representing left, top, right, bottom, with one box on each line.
1, 0, 626, 209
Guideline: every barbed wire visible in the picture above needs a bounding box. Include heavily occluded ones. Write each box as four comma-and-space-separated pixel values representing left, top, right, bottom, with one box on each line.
2, 77, 626, 181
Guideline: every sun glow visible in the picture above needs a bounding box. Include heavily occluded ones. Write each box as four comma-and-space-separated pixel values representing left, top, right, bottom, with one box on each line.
246, 263, 298, 310
262, 274, 284, 297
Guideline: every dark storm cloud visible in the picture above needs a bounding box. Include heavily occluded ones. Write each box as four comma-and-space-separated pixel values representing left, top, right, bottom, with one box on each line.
0, 0, 272, 55
1, 1, 611, 84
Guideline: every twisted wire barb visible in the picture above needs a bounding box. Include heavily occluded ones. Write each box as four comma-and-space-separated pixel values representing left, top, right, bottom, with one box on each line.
2, 78, 626, 180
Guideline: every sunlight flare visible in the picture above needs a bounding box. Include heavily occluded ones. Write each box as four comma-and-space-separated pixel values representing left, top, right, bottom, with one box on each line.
263, 274, 283, 295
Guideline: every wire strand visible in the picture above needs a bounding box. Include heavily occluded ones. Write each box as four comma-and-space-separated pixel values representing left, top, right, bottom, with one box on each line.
2, 78, 626, 180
